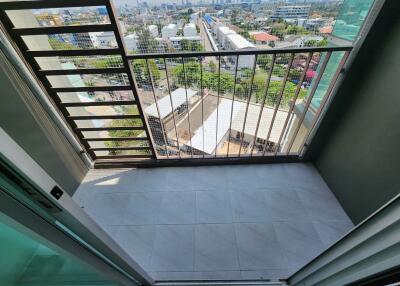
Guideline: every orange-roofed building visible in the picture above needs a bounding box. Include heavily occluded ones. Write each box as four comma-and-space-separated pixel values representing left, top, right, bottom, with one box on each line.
249, 31, 279, 46
319, 26, 333, 35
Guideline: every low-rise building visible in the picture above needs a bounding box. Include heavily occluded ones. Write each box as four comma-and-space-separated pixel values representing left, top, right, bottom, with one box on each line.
183, 23, 197, 37
161, 24, 178, 39
249, 31, 279, 46
271, 5, 311, 20
225, 33, 256, 67
124, 33, 138, 51
217, 26, 236, 48
148, 24, 159, 37
169, 36, 201, 50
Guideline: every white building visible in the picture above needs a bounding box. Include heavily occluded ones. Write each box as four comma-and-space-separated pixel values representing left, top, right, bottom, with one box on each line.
217, 26, 236, 48
148, 25, 159, 37
183, 23, 197, 37
169, 36, 201, 50
271, 5, 311, 20
124, 33, 138, 51
90, 31, 116, 48
190, 98, 288, 155
161, 24, 178, 39
212, 21, 223, 36
190, 12, 199, 23
225, 33, 256, 67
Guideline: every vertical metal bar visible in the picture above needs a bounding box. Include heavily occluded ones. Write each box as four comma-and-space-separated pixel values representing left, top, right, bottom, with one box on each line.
226, 54, 239, 157
238, 54, 258, 157
199, 57, 205, 158
215, 55, 221, 157
181, 57, 194, 158
285, 51, 332, 155
250, 54, 276, 156
164, 58, 181, 159
299, 51, 350, 156
106, 1, 157, 159
273, 52, 313, 156
261, 53, 294, 156
145, 58, 169, 159
0, 10, 96, 160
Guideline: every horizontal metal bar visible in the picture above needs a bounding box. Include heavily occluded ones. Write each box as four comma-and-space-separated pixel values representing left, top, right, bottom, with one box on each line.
51, 86, 131, 93
128, 46, 353, 59
91, 146, 150, 151
76, 126, 144, 132
95, 155, 153, 160
83, 137, 148, 142
13, 24, 114, 35
0, 0, 108, 10
69, 114, 141, 120
39, 68, 126, 76
61, 101, 136, 107
26, 49, 121, 57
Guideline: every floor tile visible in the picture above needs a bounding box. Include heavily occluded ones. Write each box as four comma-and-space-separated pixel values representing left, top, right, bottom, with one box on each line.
273, 221, 325, 275
313, 220, 353, 248
264, 188, 309, 221
150, 225, 194, 271
230, 190, 268, 222
158, 192, 196, 224
113, 226, 156, 268
195, 224, 239, 271
296, 187, 351, 222
85, 193, 130, 226
196, 191, 232, 223
235, 223, 286, 270
124, 192, 163, 225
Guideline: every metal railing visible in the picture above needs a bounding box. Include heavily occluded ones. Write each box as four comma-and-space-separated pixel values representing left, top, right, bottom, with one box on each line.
0, 0, 351, 165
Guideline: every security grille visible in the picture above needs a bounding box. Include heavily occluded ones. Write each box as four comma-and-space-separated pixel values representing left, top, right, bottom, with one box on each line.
0, 0, 351, 166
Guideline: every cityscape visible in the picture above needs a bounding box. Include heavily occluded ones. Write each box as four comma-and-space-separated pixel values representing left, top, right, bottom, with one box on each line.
10, 0, 360, 158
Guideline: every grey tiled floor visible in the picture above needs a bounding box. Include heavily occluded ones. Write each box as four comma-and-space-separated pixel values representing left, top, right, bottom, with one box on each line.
73, 163, 353, 281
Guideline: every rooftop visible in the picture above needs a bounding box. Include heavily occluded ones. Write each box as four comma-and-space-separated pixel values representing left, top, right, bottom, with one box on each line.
145, 88, 198, 119
226, 33, 256, 50
250, 31, 279, 42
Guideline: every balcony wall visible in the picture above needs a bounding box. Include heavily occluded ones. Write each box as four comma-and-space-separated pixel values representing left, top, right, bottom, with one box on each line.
307, 0, 400, 224
0, 48, 88, 194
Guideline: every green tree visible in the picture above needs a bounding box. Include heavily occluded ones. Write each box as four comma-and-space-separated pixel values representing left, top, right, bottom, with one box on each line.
105, 106, 146, 154
136, 27, 158, 53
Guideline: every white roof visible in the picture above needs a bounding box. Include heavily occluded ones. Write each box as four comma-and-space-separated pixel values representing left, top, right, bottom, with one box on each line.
226, 33, 255, 49
218, 26, 235, 35
190, 98, 287, 154
170, 36, 201, 41
145, 88, 197, 119
164, 24, 177, 29
184, 23, 196, 28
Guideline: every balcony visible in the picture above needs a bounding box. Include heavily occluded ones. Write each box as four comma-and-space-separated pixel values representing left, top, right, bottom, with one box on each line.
0, 0, 380, 284
73, 163, 353, 281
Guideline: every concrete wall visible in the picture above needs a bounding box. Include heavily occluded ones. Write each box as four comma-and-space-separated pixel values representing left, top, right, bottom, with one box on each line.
0, 50, 88, 195
307, 0, 400, 224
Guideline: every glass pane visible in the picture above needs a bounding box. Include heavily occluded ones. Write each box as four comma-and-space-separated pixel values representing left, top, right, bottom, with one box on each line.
35, 56, 123, 70
58, 91, 135, 103
0, 213, 116, 286
22, 32, 118, 51
47, 74, 129, 88
332, 0, 375, 41
6, 6, 110, 28
94, 149, 152, 157
67, 105, 139, 116
74, 117, 144, 129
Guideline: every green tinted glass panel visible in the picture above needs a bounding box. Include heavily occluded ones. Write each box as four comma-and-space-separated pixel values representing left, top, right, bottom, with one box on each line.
332, 0, 375, 41
0, 213, 117, 286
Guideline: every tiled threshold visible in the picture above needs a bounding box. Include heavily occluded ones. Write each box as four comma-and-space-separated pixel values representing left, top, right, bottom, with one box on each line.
73, 163, 353, 281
